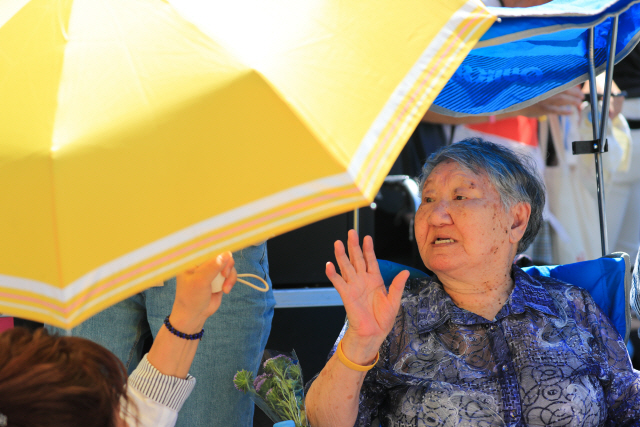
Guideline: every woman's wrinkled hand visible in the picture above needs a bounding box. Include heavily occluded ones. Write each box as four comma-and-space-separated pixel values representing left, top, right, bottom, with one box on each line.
326, 230, 409, 348
520, 86, 584, 117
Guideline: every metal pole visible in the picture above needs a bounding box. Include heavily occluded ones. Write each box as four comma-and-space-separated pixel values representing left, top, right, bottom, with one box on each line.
353, 208, 359, 236
599, 16, 618, 148
587, 20, 617, 257
587, 28, 600, 137
587, 27, 606, 255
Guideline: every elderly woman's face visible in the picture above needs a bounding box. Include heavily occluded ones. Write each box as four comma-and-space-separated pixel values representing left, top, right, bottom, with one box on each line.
415, 160, 517, 277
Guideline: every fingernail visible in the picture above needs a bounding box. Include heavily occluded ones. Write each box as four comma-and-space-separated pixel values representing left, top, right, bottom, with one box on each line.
217, 253, 229, 265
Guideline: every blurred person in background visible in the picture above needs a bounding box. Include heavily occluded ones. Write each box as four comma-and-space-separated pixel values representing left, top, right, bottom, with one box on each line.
608, 43, 640, 264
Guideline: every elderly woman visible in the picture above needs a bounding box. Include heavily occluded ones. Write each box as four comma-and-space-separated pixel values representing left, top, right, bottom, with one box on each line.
305, 138, 640, 426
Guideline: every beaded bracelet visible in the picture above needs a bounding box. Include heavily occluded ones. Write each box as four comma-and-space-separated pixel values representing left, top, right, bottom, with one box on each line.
163, 315, 204, 340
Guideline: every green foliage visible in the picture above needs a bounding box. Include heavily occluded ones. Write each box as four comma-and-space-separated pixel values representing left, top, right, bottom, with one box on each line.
233, 351, 308, 427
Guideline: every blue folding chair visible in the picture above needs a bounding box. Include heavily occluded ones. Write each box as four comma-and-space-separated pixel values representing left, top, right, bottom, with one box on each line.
378, 252, 632, 342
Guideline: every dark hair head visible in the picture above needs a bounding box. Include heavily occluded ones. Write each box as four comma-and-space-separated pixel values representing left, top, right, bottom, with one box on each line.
0, 327, 130, 427
418, 137, 545, 253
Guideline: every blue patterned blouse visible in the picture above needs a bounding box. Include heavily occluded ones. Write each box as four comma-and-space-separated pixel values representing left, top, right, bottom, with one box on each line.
314, 267, 640, 426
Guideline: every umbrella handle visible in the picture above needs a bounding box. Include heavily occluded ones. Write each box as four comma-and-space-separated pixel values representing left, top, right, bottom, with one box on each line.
236, 274, 270, 292
211, 273, 270, 293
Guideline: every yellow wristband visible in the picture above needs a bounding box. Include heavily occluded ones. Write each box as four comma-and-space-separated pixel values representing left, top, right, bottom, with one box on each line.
336, 340, 379, 372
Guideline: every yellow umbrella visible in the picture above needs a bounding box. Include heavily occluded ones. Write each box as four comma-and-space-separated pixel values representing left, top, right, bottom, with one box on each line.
0, 0, 494, 328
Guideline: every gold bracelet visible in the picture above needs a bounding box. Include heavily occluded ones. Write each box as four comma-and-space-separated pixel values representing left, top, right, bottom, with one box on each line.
336, 340, 379, 372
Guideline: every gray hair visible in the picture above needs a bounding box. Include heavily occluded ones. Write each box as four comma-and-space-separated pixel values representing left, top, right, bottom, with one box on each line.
418, 137, 545, 254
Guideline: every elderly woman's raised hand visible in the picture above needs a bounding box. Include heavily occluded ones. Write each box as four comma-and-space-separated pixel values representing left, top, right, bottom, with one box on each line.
326, 230, 409, 353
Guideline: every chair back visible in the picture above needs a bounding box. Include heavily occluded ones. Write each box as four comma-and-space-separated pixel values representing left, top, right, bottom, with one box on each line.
378, 253, 631, 342
523, 253, 631, 342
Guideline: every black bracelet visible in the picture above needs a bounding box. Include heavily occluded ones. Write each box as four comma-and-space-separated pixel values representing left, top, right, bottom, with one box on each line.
163, 315, 204, 340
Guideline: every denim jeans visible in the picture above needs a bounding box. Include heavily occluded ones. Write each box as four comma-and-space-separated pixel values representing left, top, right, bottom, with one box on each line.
47, 243, 275, 427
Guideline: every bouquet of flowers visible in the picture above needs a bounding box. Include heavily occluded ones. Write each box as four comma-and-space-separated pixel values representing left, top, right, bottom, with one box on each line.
234, 349, 308, 427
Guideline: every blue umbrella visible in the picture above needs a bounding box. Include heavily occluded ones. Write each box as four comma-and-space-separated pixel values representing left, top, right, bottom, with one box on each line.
431, 0, 640, 117
431, 0, 640, 256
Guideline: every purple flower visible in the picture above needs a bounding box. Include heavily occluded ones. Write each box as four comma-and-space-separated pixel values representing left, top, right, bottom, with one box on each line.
264, 387, 278, 404
253, 373, 271, 392
263, 355, 292, 368
233, 370, 253, 393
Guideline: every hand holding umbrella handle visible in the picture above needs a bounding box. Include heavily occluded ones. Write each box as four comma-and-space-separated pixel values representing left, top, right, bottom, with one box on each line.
149, 252, 237, 378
